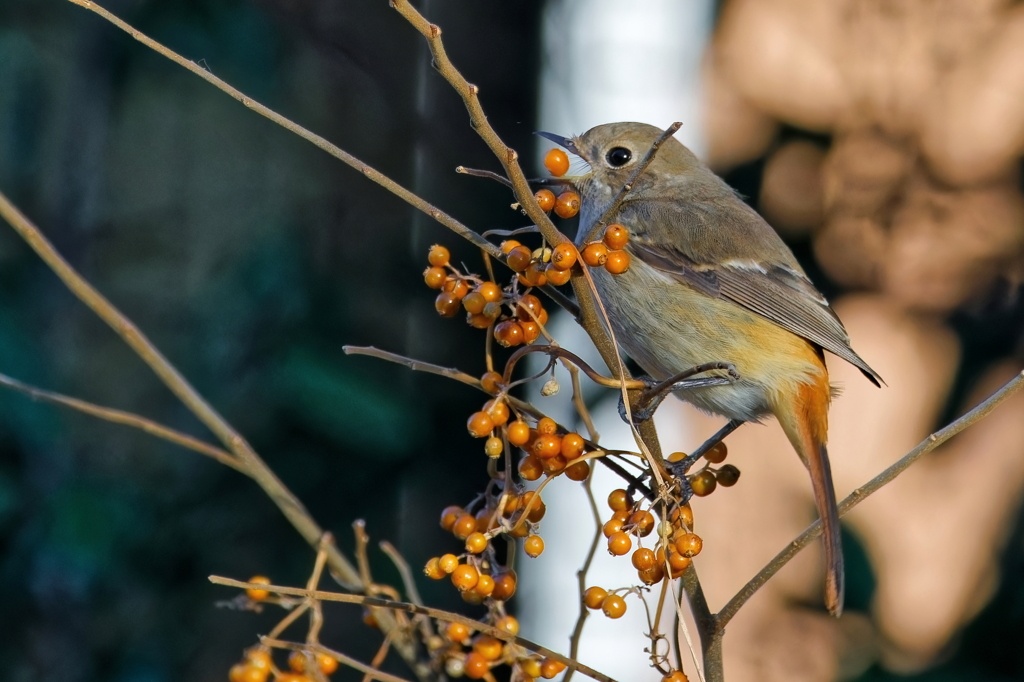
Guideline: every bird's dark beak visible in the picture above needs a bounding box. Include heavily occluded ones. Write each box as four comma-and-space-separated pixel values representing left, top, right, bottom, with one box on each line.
534, 131, 580, 157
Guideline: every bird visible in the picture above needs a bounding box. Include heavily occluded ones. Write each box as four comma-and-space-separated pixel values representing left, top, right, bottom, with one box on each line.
536, 122, 883, 616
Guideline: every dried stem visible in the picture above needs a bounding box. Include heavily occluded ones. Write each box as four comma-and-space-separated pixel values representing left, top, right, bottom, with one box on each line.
716, 369, 1024, 628
0, 373, 243, 472
263, 637, 411, 682
563, 475, 602, 682
213, 576, 619, 682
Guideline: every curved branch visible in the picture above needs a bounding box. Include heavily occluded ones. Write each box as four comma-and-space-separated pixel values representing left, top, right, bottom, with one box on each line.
716, 369, 1024, 627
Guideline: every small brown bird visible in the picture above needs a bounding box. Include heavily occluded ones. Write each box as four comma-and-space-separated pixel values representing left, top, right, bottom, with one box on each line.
538, 122, 882, 616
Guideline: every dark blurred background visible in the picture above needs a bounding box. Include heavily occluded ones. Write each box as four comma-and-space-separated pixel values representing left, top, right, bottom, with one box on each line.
1, 1, 1023, 681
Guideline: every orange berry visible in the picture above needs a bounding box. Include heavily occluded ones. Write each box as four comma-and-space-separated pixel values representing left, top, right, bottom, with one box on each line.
632, 547, 656, 571
521, 658, 543, 679
628, 510, 655, 537
452, 513, 478, 540
582, 242, 608, 267
440, 505, 464, 531
473, 635, 503, 661
462, 590, 485, 605
443, 278, 470, 299
671, 504, 694, 529
480, 371, 503, 395
551, 242, 579, 270
423, 266, 447, 289
536, 417, 557, 435
467, 411, 494, 438
492, 570, 517, 600
517, 294, 543, 321
521, 492, 547, 522
462, 291, 487, 315
245, 650, 272, 672
607, 489, 629, 511
717, 464, 741, 487
494, 319, 525, 347
465, 532, 489, 554
506, 245, 533, 272
690, 470, 718, 497
447, 621, 472, 643
669, 551, 692, 573
229, 664, 266, 682
507, 420, 531, 446
541, 453, 567, 474
544, 263, 572, 286
316, 653, 339, 676
663, 671, 689, 682
519, 262, 547, 288
438, 553, 460, 574
564, 459, 591, 481
601, 594, 627, 619
520, 319, 541, 344
533, 434, 562, 459
603, 224, 629, 250
518, 455, 543, 481
484, 436, 503, 458
496, 615, 520, 636
583, 586, 608, 609
435, 291, 461, 317
274, 675, 307, 682
500, 239, 522, 254
544, 148, 571, 177
639, 563, 665, 585
451, 564, 480, 591
475, 506, 496, 532
288, 650, 311, 672
554, 190, 581, 219
540, 658, 567, 679
560, 432, 586, 460
484, 399, 510, 427
464, 651, 490, 680
607, 531, 632, 556
535, 188, 556, 212
478, 281, 503, 302
245, 576, 271, 601
424, 557, 446, 580
675, 533, 703, 558
524, 535, 545, 557
602, 518, 624, 538
466, 312, 492, 329
428, 244, 450, 267
704, 442, 728, 464
668, 451, 687, 463
604, 249, 631, 274
474, 573, 495, 597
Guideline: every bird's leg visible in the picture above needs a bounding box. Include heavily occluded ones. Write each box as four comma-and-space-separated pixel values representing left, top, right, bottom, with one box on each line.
623, 362, 740, 423
670, 418, 744, 481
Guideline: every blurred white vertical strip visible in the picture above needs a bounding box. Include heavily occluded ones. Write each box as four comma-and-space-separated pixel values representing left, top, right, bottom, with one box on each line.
519, 2, 714, 680
537, 0, 713, 157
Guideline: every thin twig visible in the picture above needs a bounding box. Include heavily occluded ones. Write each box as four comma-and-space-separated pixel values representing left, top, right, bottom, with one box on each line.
63, 0, 503, 262
213, 576, 619, 682
343, 346, 480, 388
455, 166, 513, 189
380, 541, 425, 608
263, 637, 411, 682
716, 369, 1024, 628
0, 372, 243, 472
563, 474, 602, 682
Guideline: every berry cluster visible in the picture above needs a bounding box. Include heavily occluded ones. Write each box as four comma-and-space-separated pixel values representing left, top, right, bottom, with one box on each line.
670, 442, 741, 497
579, 223, 631, 275
428, 616, 567, 680
228, 646, 338, 682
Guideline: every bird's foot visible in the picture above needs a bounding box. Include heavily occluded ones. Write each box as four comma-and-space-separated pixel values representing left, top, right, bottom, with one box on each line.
621, 362, 740, 424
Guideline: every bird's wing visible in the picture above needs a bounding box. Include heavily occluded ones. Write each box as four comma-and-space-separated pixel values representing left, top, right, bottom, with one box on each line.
633, 243, 884, 386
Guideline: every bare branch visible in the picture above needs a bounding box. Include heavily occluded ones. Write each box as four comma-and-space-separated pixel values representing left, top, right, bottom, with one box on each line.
0, 372, 243, 472
716, 369, 1024, 627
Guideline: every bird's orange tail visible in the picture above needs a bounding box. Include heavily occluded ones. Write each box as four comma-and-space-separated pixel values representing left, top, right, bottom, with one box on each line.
775, 379, 844, 617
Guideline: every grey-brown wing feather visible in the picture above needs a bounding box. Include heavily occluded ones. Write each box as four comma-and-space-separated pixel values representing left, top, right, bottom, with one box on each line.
633, 243, 884, 387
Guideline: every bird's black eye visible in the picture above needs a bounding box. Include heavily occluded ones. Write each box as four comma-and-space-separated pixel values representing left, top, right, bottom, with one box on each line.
606, 147, 632, 167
